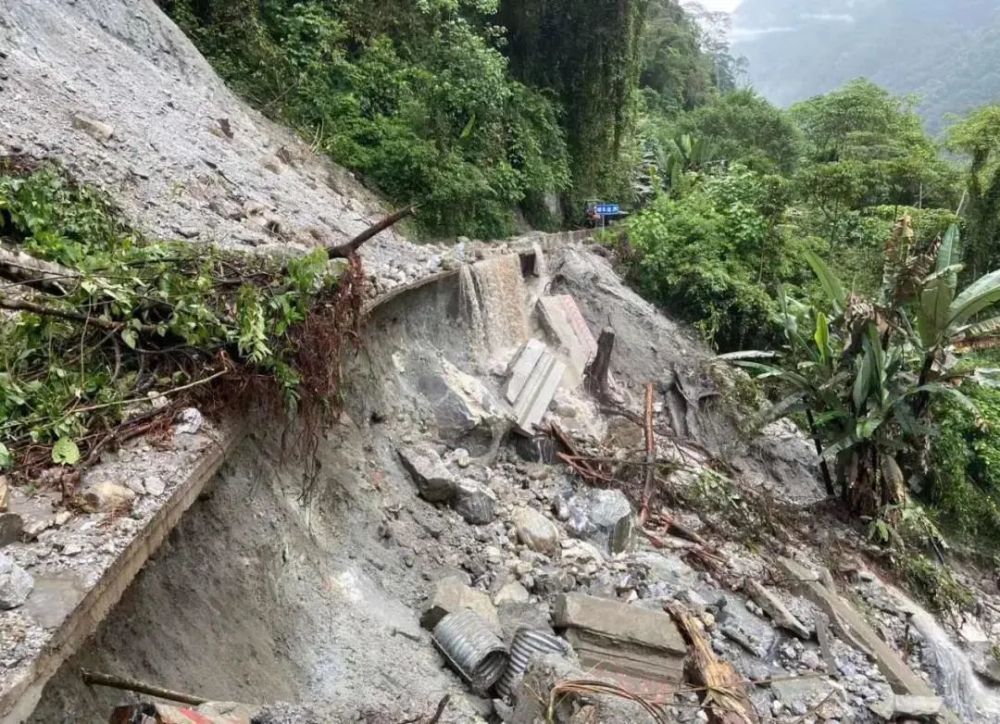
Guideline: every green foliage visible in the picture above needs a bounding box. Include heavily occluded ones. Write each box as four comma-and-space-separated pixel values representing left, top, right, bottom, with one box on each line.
499, 0, 649, 211
928, 379, 1000, 551
0, 166, 344, 468
790, 80, 958, 218
730, 224, 1000, 522
167, 0, 570, 238
675, 90, 802, 174
902, 553, 973, 613
626, 165, 801, 351
639, 0, 716, 115
948, 105, 1000, 278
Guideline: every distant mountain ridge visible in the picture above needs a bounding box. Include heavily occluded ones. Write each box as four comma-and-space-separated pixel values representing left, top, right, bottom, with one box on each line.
731, 0, 1000, 133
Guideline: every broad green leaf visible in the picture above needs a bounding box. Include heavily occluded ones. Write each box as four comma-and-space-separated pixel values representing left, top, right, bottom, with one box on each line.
52, 437, 80, 466
957, 314, 1000, 339
813, 311, 830, 366
0, 443, 11, 470
918, 266, 960, 347
853, 341, 874, 412
949, 269, 1000, 327
803, 250, 846, 312
121, 328, 138, 350
936, 224, 963, 273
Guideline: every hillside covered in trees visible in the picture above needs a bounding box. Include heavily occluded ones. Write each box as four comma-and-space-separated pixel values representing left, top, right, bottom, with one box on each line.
732, 0, 1000, 133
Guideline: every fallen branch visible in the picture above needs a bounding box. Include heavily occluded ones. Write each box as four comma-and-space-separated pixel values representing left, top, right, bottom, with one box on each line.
327, 205, 416, 259
640, 382, 655, 525
0, 295, 119, 329
650, 512, 708, 546
666, 604, 760, 724
0, 243, 78, 295
81, 669, 207, 706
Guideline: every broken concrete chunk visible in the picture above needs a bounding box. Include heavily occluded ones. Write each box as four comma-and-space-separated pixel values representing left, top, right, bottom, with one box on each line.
512, 506, 561, 556
553, 593, 686, 689
773, 676, 845, 718
0, 553, 33, 609
537, 295, 598, 379
554, 593, 686, 654
869, 694, 944, 721
506, 341, 566, 434
82, 481, 137, 513
744, 578, 811, 639
71, 112, 115, 142
778, 557, 934, 697
494, 581, 530, 606
565, 488, 635, 554
420, 575, 501, 633
0, 513, 24, 547
452, 479, 497, 525
398, 445, 457, 503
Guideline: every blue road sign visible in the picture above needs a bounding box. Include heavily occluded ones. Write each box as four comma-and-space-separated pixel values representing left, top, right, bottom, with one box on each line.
595, 203, 620, 215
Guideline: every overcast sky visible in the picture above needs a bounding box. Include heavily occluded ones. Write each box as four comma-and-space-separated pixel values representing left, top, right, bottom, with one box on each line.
694, 0, 742, 11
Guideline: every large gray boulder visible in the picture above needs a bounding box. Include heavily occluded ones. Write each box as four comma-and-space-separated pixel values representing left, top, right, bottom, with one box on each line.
564, 488, 635, 554
398, 445, 457, 503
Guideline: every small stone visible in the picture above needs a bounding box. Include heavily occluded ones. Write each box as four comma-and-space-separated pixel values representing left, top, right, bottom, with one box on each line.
144, 476, 166, 496
420, 575, 501, 633
771, 699, 784, 716
82, 481, 137, 513
453, 448, 471, 468
800, 649, 822, 670
71, 112, 115, 142
494, 581, 530, 605
0, 476, 8, 512
53, 510, 72, 527
175, 407, 204, 434
62, 543, 84, 556
512, 507, 560, 555
0, 553, 33, 609
452, 480, 497, 525
175, 226, 200, 239
0, 513, 23, 547
22, 516, 53, 540
701, 612, 716, 629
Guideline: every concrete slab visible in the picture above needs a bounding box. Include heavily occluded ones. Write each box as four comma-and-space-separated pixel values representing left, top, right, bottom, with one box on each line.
506, 341, 566, 434
506, 339, 546, 404
537, 295, 598, 381
554, 593, 687, 696
777, 557, 933, 697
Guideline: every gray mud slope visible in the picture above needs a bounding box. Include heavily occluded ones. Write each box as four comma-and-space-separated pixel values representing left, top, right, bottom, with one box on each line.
551, 247, 823, 502
0, 0, 444, 283
29, 246, 824, 723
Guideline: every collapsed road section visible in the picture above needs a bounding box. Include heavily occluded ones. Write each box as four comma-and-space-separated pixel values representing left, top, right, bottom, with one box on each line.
4, 239, 980, 724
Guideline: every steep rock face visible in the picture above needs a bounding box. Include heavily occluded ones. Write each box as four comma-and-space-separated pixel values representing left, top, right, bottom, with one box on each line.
732, 0, 1000, 131
0, 1, 439, 280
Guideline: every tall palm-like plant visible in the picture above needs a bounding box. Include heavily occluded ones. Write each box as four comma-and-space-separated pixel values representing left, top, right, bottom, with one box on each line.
727, 221, 1000, 523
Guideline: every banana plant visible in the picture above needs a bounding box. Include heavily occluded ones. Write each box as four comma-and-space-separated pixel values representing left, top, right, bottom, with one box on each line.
913, 224, 1000, 378
723, 224, 986, 516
